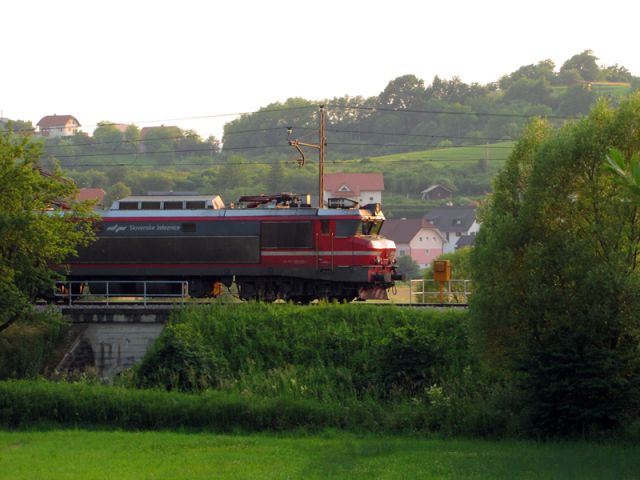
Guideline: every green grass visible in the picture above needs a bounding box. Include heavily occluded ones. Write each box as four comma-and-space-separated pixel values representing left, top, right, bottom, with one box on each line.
335, 141, 514, 170
1, 429, 638, 479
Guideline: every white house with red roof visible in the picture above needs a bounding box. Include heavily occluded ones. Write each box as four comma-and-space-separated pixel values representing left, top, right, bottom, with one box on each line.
323, 173, 384, 207
36, 115, 81, 137
381, 218, 445, 268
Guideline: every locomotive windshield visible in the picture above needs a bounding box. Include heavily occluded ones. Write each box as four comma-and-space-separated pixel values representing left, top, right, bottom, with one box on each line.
335, 219, 384, 237
358, 219, 383, 236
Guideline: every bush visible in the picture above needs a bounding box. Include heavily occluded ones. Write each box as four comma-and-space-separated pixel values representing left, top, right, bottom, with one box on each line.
0, 308, 67, 379
135, 322, 227, 392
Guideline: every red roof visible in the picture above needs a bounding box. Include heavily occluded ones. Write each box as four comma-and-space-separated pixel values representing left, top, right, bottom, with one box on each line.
324, 173, 384, 195
37, 115, 80, 128
382, 218, 441, 244
76, 188, 105, 203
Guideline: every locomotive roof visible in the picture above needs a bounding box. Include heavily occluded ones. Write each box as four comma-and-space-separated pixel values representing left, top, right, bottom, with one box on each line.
111, 195, 225, 210
99, 207, 384, 220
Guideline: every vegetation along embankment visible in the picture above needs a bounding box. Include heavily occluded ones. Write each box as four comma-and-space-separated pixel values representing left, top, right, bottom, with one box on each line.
2, 304, 509, 436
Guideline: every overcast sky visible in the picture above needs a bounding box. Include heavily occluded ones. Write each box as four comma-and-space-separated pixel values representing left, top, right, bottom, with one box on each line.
2, 0, 638, 139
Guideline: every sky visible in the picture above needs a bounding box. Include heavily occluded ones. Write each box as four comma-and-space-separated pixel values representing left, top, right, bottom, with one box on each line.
2, 0, 639, 140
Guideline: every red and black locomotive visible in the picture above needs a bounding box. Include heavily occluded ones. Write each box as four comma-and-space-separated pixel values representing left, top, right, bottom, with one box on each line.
67, 193, 400, 302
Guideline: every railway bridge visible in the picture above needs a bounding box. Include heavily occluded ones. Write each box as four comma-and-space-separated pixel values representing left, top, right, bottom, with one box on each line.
56, 305, 172, 379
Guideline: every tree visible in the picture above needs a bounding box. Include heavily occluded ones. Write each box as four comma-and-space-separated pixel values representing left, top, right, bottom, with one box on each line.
104, 181, 132, 207
560, 50, 600, 82
0, 131, 95, 333
396, 255, 420, 280
92, 121, 124, 154
266, 161, 285, 194
470, 94, 640, 436
557, 84, 597, 116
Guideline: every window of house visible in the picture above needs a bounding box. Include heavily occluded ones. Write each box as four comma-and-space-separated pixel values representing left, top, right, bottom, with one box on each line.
398, 250, 406, 257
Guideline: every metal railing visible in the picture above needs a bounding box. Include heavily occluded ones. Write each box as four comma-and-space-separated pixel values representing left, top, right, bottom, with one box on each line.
54, 280, 189, 306
409, 279, 472, 305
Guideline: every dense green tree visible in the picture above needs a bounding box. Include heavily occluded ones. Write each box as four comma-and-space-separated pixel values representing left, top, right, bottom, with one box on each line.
396, 255, 420, 280
377, 74, 425, 109
559, 49, 600, 82
499, 59, 556, 90
470, 94, 640, 436
0, 131, 95, 332
557, 84, 597, 116
265, 161, 285, 194
104, 181, 132, 207
92, 121, 124, 154
503, 78, 554, 107
602, 64, 633, 83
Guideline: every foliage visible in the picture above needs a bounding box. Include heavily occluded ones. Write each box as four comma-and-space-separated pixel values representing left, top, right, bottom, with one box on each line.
135, 305, 476, 400
0, 309, 67, 379
395, 255, 420, 280
0, 131, 95, 332
470, 93, 640, 437
135, 322, 227, 392
429, 247, 473, 280
606, 147, 640, 200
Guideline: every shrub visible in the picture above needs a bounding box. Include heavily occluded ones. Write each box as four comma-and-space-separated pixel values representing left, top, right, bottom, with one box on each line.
0, 308, 67, 379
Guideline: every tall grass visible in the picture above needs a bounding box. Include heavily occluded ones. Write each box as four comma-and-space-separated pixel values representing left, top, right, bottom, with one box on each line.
0, 308, 67, 379
136, 304, 473, 400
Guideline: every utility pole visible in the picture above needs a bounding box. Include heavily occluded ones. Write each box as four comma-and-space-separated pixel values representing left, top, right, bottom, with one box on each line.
287, 105, 326, 208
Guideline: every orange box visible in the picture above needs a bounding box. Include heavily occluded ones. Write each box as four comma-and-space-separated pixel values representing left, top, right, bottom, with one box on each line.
433, 260, 451, 282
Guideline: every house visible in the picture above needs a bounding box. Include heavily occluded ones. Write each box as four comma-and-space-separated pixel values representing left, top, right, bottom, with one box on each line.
36, 115, 81, 137
381, 218, 444, 268
76, 188, 106, 208
423, 205, 480, 254
421, 184, 453, 201
323, 173, 384, 207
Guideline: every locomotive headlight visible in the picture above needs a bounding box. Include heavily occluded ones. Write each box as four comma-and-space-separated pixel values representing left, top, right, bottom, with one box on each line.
374, 256, 381, 264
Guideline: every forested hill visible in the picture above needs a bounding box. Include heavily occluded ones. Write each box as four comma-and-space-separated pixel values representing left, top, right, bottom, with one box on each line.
14, 50, 639, 214
223, 50, 638, 161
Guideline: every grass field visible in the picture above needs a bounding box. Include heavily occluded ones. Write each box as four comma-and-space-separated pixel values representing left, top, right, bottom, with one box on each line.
335, 141, 514, 170
1, 430, 638, 479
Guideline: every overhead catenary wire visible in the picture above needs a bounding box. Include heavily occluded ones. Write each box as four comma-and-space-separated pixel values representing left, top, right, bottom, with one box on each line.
9, 102, 579, 137
56, 156, 506, 169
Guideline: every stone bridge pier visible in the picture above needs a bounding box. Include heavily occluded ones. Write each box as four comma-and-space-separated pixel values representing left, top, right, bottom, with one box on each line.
58, 306, 173, 379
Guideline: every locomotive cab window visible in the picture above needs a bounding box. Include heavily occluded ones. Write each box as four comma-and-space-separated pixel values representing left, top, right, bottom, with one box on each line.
336, 220, 359, 237
360, 220, 383, 236
261, 221, 313, 248
321, 220, 330, 234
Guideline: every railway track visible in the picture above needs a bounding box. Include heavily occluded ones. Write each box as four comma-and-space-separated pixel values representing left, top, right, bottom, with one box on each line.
51, 300, 467, 308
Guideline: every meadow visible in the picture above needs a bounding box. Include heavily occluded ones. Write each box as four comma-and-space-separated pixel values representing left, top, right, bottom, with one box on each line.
1, 429, 639, 480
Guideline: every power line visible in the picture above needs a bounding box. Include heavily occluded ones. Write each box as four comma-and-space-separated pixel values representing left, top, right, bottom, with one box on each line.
55, 155, 506, 169
326, 103, 577, 120
4, 105, 318, 135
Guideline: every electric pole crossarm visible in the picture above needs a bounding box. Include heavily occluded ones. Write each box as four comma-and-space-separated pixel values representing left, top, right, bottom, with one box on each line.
286, 105, 326, 208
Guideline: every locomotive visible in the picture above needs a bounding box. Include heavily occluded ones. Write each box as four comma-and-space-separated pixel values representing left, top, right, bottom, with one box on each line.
67, 193, 400, 302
